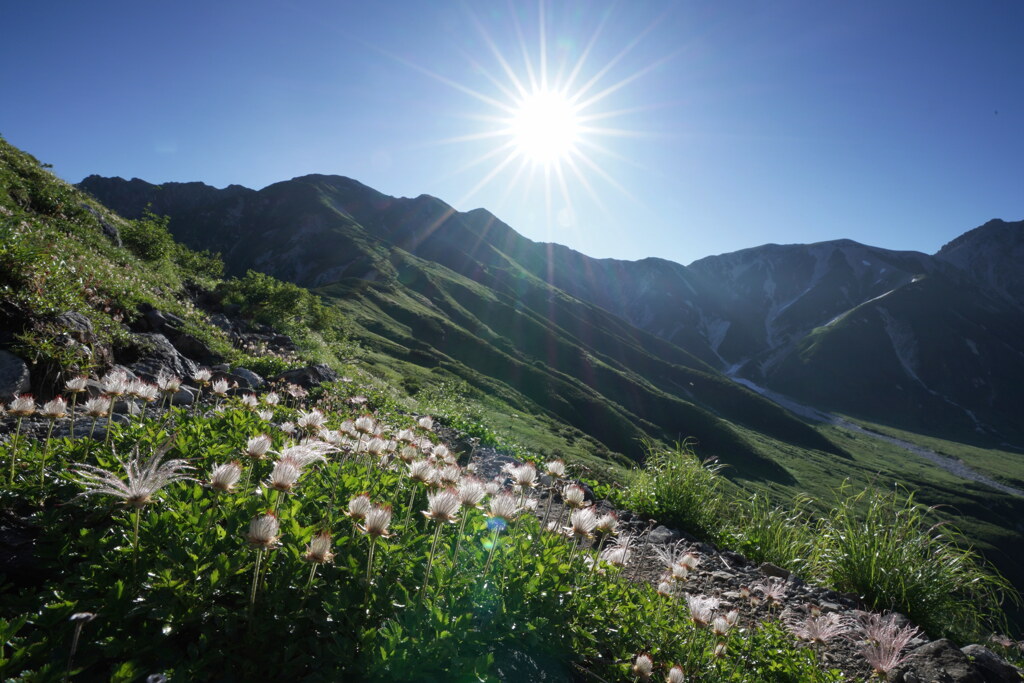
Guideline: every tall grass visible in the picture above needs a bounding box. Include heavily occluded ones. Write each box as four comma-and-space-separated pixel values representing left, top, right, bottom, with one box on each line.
621, 439, 726, 543
623, 445, 1018, 643
816, 486, 1015, 641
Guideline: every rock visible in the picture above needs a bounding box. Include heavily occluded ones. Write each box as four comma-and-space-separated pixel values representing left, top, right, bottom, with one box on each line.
170, 386, 195, 406
232, 367, 265, 390
80, 203, 121, 246
960, 645, 1021, 682
758, 562, 791, 580
170, 332, 219, 363
271, 363, 338, 389
208, 313, 234, 332
128, 333, 199, 382
720, 550, 749, 567
648, 525, 680, 545
53, 311, 94, 343
0, 349, 31, 401
890, 638, 1012, 683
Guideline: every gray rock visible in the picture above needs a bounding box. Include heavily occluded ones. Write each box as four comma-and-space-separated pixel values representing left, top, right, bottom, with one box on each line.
170, 386, 195, 406
53, 311, 94, 342
170, 332, 218, 363
129, 333, 199, 382
80, 203, 120, 246
232, 367, 265, 390
0, 350, 30, 401
960, 645, 1022, 682
648, 525, 680, 545
720, 550, 749, 567
271, 363, 338, 389
758, 562, 791, 580
889, 638, 1017, 683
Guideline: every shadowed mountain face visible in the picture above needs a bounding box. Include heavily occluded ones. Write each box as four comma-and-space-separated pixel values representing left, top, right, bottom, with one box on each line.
79, 174, 1024, 449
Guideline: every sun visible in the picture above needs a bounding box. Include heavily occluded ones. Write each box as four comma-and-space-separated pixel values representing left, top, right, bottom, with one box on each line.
507, 89, 581, 166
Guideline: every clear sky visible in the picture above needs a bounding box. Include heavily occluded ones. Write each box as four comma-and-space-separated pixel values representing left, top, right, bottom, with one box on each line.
3, 1, 1022, 265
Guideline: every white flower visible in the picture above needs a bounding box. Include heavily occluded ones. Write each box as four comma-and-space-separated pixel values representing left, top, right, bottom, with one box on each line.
667, 666, 685, 683
354, 415, 376, 434
408, 460, 437, 485
347, 493, 372, 521
632, 654, 653, 680
83, 396, 111, 418
211, 378, 230, 396
423, 489, 460, 523
545, 459, 566, 478
65, 376, 89, 393
245, 513, 280, 548
685, 594, 720, 627
156, 372, 182, 394
457, 477, 487, 508
562, 484, 586, 508
595, 512, 619, 535
304, 530, 334, 563
73, 445, 193, 509
510, 463, 538, 489
41, 397, 67, 419
244, 434, 273, 460
129, 380, 159, 403
267, 461, 302, 492
8, 394, 36, 417
568, 507, 598, 540
240, 393, 259, 409
439, 464, 462, 486
101, 369, 130, 397
257, 409, 274, 422
192, 368, 212, 384
487, 492, 519, 520
275, 442, 335, 469
417, 415, 434, 430
263, 391, 280, 406
360, 505, 393, 538
296, 409, 326, 433
396, 428, 416, 443
209, 461, 242, 492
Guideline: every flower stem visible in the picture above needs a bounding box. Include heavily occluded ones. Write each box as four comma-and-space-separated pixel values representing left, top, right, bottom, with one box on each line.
249, 549, 264, 617
419, 523, 445, 604
69, 393, 79, 438
40, 419, 56, 487
305, 562, 318, 592
9, 416, 23, 484
482, 527, 501, 576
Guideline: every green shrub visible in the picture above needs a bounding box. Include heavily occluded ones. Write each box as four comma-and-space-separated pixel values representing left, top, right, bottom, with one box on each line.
120, 209, 175, 262
621, 439, 727, 543
815, 486, 1015, 642
728, 493, 816, 577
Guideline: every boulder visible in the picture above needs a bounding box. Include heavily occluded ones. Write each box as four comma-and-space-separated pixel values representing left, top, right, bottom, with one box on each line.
129, 333, 199, 383
232, 367, 265, 390
890, 638, 1021, 683
270, 363, 338, 389
648, 525, 681, 545
0, 349, 31, 401
758, 562, 791, 580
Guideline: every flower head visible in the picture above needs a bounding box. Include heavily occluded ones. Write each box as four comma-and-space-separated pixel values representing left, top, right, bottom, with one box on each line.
439, 464, 462, 486
360, 504, 393, 538
857, 614, 921, 676
240, 393, 259, 409
244, 434, 273, 460
423, 488, 460, 523
83, 396, 111, 418
457, 477, 487, 509
192, 368, 212, 384
487, 491, 520, 521
65, 376, 89, 393
408, 460, 437, 485
211, 378, 230, 397
304, 530, 334, 563
354, 414, 376, 435
347, 493, 372, 521
568, 507, 598, 541
41, 396, 67, 419
667, 666, 685, 683
417, 415, 434, 431
129, 380, 159, 403
263, 391, 280, 406
209, 461, 242, 492
545, 459, 566, 479
632, 654, 654, 681
296, 409, 326, 433
685, 593, 721, 627
562, 483, 586, 509
73, 444, 193, 508
156, 372, 182, 395
8, 394, 36, 417
595, 511, 619, 535
275, 441, 336, 469
510, 462, 538, 489
245, 513, 280, 548
267, 460, 302, 492
101, 369, 130, 397
784, 610, 852, 644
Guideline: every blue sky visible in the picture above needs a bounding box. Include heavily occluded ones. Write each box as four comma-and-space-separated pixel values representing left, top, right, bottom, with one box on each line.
3, 1, 1022, 265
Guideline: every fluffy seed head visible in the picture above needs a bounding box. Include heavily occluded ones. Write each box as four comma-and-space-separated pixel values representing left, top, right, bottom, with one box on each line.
347, 493, 372, 521
41, 396, 67, 419
457, 477, 487, 508
192, 368, 212, 384
245, 513, 280, 548
361, 504, 393, 538
73, 445, 194, 509
210, 461, 242, 492
83, 396, 111, 418
439, 464, 462, 486
408, 459, 437, 485
8, 394, 36, 417
510, 462, 538, 489
562, 484, 586, 508
423, 488, 460, 523
244, 434, 273, 460
211, 379, 230, 396
240, 393, 259, 409
156, 372, 182, 394
101, 370, 130, 397
263, 391, 280, 406
685, 594, 721, 627
488, 491, 519, 520
632, 654, 653, 680
545, 459, 566, 478
296, 409, 326, 433
267, 461, 302, 492
595, 512, 619, 535
130, 380, 159, 403
667, 666, 685, 683
417, 415, 434, 430
568, 507, 598, 540
304, 530, 334, 564
354, 415, 376, 434
65, 375, 89, 393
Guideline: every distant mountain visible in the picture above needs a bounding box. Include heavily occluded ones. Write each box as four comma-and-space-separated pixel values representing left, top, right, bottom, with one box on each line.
79, 175, 1024, 449
80, 174, 839, 474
